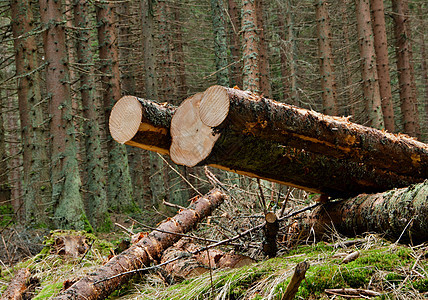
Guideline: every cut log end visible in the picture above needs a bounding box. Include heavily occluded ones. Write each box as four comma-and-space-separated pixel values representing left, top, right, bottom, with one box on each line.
170, 93, 220, 167
109, 95, 142, 144
199, 85, 230, 127
265, 211, 278, 224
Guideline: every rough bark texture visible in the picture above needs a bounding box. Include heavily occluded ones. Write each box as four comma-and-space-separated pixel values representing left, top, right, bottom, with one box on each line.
39, 0, 86, 229
278, 11, 290, 100
11, 0, 52, 227
2, 268, 31, 300
294, 180, 428, 243
74, 0, 109, 230
355, 0, 384, 129
286, 0, 299, 106
263, 211, 279, 258
228, 0, 242, 87
96, 0, 134, 212
241, 0, 260, 93
172, 4, 188, 99
370, 0, 395, 132
316, 0, 337, 116
392, 0, 420, 138
110, 87, 427, 198
54, 189, 226, 300
211, 0, 230, 87
256, 0, 271, 97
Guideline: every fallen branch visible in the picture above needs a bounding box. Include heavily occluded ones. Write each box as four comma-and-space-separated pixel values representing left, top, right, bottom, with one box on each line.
281, 261, 310, 300
54, 189, 226, 300
325, 288, 381, 298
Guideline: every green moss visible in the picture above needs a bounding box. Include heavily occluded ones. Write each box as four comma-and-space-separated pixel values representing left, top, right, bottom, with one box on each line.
412, 278, 428, 293
32, 282, 63, 299
0, 203, 14, 226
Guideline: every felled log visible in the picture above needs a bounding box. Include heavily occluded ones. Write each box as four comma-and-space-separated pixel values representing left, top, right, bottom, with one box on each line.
54, 189, 226, 300
161, 238, 255, 281
2, 268, 31, 300
289, 180, 428, 243
109, 86, 427, 197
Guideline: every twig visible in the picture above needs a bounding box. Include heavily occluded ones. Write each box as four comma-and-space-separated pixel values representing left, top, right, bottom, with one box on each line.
114, 223, 134, 236
162, 199, 186, 211
78, 239, 95, 264
256, 178, 267, 213
279, 188, 292, 218
278, 202, 321, 222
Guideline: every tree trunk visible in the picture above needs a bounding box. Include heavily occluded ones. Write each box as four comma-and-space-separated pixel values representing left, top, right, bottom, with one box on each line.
370, 0, 395, 132
286, 0, 299, 106
315, 0, 337, 116
109, 86, 427, 198
419, 4, 428, 142
211, 0, 230, 87
11, 0, 51, 227
54, 189, 226, 300
74, 0, 109, 230
2, 268, 31, 300
241, 0, 260, 93
255, 0, 271, 98
355, 0, 384, 129
172, 4, 188, 99
227, 0, 242, 87
277, 11, 290, 100
39, 0, 86, 229
292, 180, 428, 244
391, 0, 420, 138
0, 90, 9, 206
96, 0, 135, 213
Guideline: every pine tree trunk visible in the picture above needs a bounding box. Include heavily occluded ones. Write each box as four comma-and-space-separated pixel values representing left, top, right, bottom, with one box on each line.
54, 189, 226, 300
228, 0, 242, 87
286, 0, 299, 106
172, 4, 188, 100
391, 0, 420, 138
355, 0, 384, 129
0, 92, 9, 205
255, 0, 271, 97
74, 0, 109, 230
96, 0, 134, 213
211, 0, 230, 87
278, 10, 290, 100
241, 0, 260, 93
39, 0, 86, 229
316, 0, 337, 116
419, 4, 428, 142
370, 0, 395, 132
293, 180, 428, 243
110, 87, 427, 198
11, 0, 51, 227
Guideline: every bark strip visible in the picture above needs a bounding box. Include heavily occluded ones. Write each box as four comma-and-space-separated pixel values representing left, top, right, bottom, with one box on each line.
2, 268, 31, 300
54, 189, 226, 300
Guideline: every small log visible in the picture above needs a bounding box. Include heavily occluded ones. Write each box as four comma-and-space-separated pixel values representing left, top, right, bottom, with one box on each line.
2, 268, 31, 300
325, 288, 381, 298
54, 189, 226, 300
263, 211, 279, 258
290, 180, 428, 243
109, 87, 426, 197
281, 261, 310, 300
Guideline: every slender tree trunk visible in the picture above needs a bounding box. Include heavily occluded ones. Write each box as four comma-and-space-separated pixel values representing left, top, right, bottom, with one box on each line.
141, 0, 166, 204
11, 0, 51, 227
39, 0, 87, 229
211, 0, 229, 87
370, 0, 395, 132
418, 4, 428, 141
355, 0, 384, 129
315, 0, 338, 115
391, 0, 420, 138
96, 0, 135, 212
256, 0, 271, 97
278, 11, 290, 100
241, 0, 260, 93
286, 0, 299, 106
0, 92, 9, 206
228, 0, 242, 87
74, 0, 109, 230
172, 3, 188, 99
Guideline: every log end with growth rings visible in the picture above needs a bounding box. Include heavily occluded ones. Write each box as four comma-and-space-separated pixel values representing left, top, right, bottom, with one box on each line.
170, 92, 222, 167
199, 85, 230, 127
109, 95, 142, 144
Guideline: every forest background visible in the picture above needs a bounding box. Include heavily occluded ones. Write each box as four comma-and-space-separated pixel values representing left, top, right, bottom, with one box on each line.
0, 0, 427, 232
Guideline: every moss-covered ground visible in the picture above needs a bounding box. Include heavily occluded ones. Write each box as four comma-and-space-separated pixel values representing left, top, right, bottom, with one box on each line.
2, 231, 425, 299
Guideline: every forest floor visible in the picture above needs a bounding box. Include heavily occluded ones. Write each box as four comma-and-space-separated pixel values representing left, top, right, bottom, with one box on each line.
1, 185, 427, 299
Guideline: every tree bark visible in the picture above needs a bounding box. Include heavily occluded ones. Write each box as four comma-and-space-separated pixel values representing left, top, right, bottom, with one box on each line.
355, 0, 384, 129
74, 0, 109, 230
11, 0, 52, 227
391, 0, 420, 138
241, 0, 260, 93
256, 0, 271, 98
54, 189, 226, 300
291, 180, 428, 244
263, 211, 279, 258
211, 0, 230, 87
316, 0, 337, 116
39, 0, 86, 229
227, 0, 242, 87
96, 0, 134, 212
2, 268, 31, 300
109, 86, 427, 198
370, 0, 395, 132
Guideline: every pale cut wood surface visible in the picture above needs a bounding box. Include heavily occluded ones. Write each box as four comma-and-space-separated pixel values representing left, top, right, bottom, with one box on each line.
109, 95, 142, 144
199, 85, 229, 127
170, 93, 220, 167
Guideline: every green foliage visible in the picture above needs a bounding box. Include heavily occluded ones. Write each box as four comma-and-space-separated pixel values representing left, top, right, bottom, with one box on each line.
0, 203, 14, 226
32, 282, 63, 300
412, 278, 428, 293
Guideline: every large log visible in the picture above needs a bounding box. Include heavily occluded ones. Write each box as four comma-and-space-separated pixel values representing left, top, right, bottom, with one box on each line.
54, 189, 226, 300
109, 87, 427, 197
289, 180, 428, 243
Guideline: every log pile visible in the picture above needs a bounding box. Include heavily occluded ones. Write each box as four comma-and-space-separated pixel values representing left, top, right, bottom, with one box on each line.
109, 85, 428, 198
